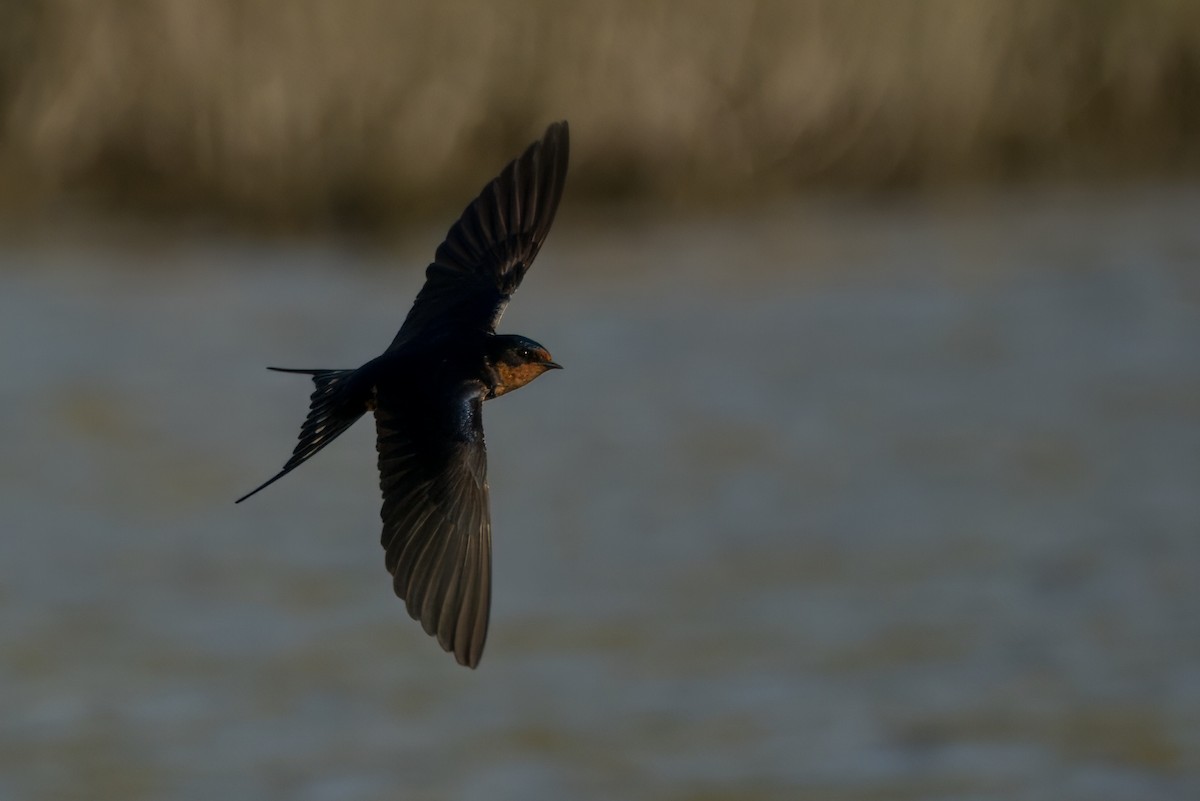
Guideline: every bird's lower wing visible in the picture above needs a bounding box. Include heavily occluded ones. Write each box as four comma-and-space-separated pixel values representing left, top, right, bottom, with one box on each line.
374, 391, 491, 668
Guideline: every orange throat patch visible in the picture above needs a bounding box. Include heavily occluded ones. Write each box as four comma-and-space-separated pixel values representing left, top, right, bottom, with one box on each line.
492, 362, 549, 397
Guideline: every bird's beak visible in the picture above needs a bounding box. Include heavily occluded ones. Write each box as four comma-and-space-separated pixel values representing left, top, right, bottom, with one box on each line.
544, 361, 563, 370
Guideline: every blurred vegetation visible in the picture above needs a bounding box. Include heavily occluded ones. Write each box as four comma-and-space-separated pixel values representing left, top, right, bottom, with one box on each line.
0, 0, 1198, 228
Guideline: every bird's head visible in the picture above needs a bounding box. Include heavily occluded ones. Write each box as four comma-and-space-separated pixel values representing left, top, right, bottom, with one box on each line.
486, 335, 561, 398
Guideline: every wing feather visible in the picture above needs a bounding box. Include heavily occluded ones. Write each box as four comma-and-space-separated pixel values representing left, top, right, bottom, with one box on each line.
388, 122, 569, 348
374, 384, 492, 668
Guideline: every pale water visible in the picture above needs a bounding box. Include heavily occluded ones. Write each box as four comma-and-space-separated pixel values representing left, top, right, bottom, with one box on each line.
1, 189, 1198, 800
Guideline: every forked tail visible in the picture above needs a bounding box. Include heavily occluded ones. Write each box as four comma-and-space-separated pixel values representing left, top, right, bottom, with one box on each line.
236, 367, 368, 503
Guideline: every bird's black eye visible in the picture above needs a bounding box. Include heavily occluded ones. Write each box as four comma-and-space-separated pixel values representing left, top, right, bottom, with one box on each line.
519, 348, 533, 359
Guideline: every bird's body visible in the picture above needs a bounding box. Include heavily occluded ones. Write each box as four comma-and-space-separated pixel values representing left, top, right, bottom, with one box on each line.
238, 122, 569, 668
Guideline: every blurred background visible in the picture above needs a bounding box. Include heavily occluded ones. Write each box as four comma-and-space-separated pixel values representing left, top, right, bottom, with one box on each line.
1, 2, 1198, 800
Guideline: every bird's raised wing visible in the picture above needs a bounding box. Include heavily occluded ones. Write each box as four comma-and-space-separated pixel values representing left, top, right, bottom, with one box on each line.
374, 381, 492, 668
388, 121, 569, 350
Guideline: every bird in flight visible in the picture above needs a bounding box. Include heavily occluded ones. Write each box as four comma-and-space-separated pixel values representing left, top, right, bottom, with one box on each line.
237, 122, 569, 668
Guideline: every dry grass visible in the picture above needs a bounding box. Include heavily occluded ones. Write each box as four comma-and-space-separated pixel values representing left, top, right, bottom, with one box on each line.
1, 0, 1198, 227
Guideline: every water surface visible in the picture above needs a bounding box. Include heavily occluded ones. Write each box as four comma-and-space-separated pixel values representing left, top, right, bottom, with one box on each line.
1, 189, 1198, 800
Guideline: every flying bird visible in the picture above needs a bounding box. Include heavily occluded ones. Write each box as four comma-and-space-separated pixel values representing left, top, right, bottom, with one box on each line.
237, 122, 569, 668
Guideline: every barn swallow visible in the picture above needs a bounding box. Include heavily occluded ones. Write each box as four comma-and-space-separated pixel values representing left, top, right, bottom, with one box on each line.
237, 122, 569, 668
